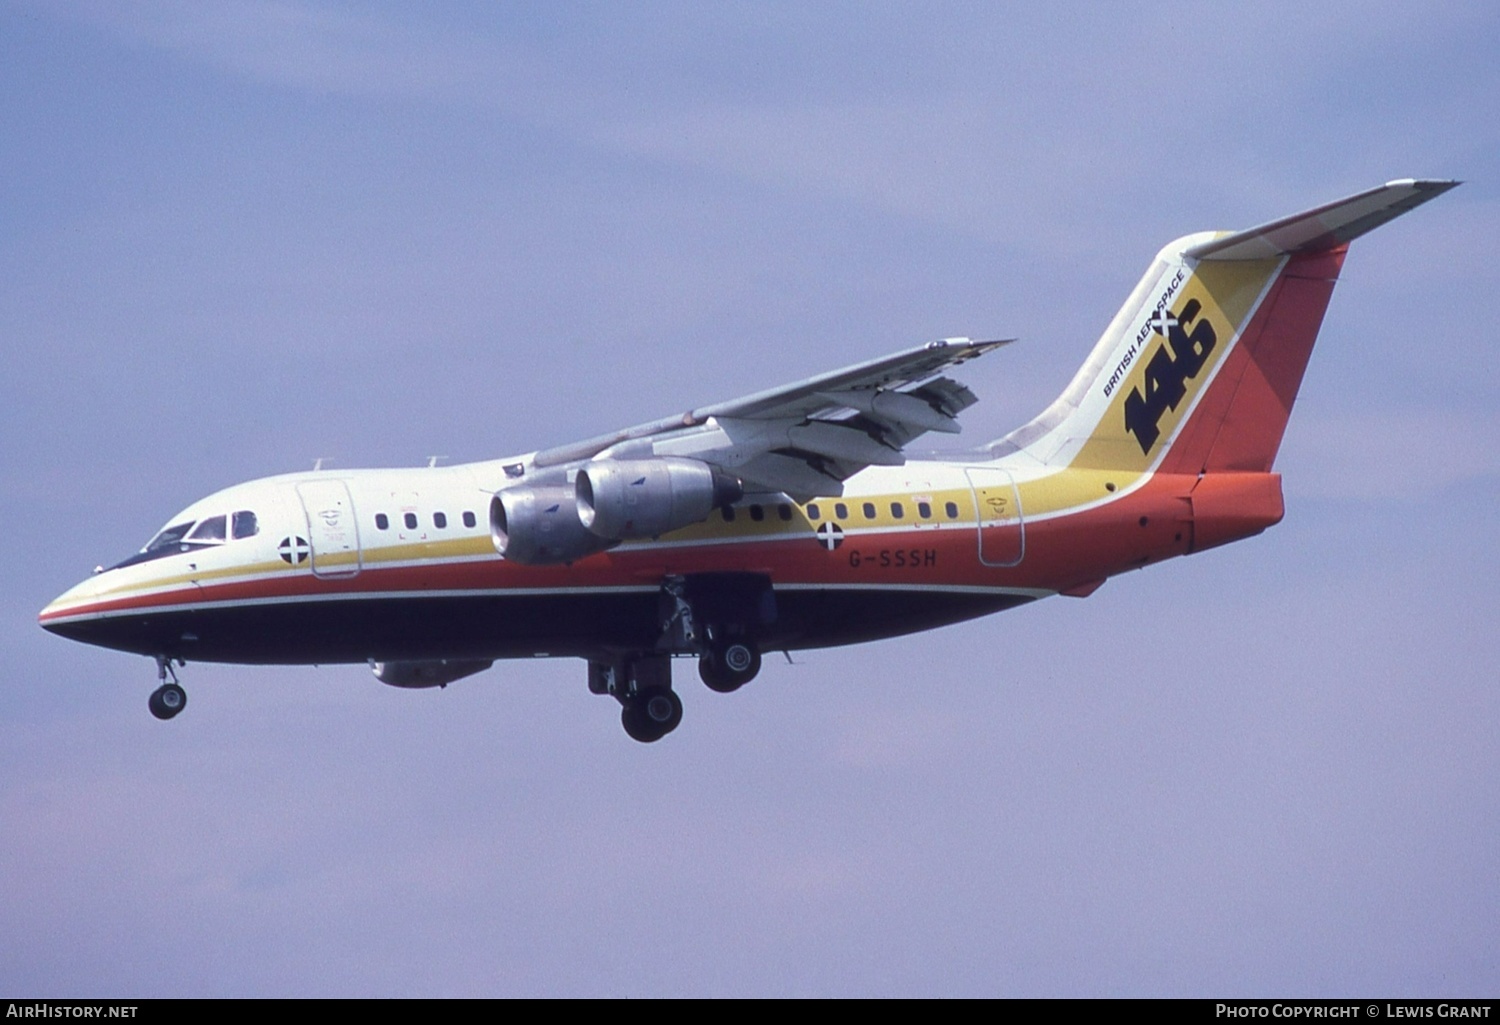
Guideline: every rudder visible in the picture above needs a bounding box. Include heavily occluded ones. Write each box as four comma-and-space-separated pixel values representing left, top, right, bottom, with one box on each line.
1158, 245, 1345, 474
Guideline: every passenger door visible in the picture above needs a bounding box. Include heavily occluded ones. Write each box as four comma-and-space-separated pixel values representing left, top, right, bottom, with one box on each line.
963, 467, 1024, 567
296, 480, 362, 579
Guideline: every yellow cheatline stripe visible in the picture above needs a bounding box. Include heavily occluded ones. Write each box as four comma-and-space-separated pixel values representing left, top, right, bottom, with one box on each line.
332, 535, 493, 566
80, 557, 294, 602
1014, 467, 1147, 521
58, 471, 1154, 615
665, 488, 984, 542
65, 536, 497, 609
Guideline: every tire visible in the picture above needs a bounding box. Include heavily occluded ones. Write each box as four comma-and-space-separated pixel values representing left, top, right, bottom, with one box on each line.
148, 683, 187, 721
621, 687, 682, 742
698, 640, 761, 693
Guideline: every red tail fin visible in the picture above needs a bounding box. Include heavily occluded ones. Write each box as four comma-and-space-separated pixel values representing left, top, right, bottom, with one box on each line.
1160, 246, 1345, 474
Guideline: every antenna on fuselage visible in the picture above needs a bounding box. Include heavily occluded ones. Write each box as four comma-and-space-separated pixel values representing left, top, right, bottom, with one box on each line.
312, 457, 332, 471
427, 455, 448, 468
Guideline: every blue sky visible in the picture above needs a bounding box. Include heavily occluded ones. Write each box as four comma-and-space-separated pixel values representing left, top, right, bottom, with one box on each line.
2, 1, 1496, 996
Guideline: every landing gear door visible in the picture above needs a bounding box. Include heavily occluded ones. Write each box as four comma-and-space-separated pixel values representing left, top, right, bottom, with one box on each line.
964, 467, 1024, 567
296, 480, 362, 579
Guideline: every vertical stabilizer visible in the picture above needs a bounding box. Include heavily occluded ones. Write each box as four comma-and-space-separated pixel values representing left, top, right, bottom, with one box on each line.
994, 180, 1457, 476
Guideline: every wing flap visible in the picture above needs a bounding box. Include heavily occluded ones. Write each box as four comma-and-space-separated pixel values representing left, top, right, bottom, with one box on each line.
818, 387, 961, 435
736, 452, 845, 499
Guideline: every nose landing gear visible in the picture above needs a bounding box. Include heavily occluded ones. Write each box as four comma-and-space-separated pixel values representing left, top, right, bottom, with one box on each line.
148, 656, 187, 721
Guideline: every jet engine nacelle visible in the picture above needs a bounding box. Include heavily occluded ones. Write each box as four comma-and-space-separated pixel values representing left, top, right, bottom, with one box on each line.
491, 485, 616, 565
576, 458, 743, 540
371, 658, 494, 689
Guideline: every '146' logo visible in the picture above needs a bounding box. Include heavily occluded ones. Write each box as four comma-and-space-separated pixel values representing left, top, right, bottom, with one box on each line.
1123, 298, 1217, 454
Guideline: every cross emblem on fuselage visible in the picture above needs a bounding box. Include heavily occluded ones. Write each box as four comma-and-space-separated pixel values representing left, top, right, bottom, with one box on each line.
816, 521, 844, 551
278, 536, 311, 565
1148, 309, 1179, 336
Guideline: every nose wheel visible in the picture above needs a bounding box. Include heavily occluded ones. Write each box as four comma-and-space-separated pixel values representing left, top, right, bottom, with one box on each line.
148, 656, 187, 721
149, 683, 187, 720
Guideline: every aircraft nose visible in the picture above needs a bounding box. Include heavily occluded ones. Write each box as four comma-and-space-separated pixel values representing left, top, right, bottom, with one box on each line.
38, 571, 154, 653
38, 574, 104, 637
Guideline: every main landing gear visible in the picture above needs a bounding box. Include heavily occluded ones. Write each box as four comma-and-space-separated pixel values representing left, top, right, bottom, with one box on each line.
698, 631, 761, 693
148, 655, 187, 721
661, 573, 771, 695
588, 573, 776, 743
588, 655, 682, 744
622, 686, 683, 744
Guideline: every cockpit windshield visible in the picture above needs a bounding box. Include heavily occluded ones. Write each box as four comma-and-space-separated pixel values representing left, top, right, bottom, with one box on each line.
146, 522, 195, 553
110, 509, 260, 570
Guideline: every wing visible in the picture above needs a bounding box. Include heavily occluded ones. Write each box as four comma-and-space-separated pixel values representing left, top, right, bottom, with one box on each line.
531, 337, 1009, 499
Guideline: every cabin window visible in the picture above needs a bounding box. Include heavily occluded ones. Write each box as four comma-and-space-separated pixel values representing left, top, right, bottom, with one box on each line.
778, 504, 792, 521
807, 503, 821, 520
434, 512, 448, 529
376, 513, 389, 530
404, 512, 418, 530
945, 501, 959, 519
750, 505, 765, 522
835, 503, 849, 519
722, 506, 736, 522
917, 501, 932, 519
862, 502, 876, 520
188, 515, 227, 542
232, 510, 259, 539
463, 511, 476, 528
890, 502, 904, 519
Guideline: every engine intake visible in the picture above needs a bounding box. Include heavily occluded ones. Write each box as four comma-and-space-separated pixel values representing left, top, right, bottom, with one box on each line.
492, 485, 616, 565
577, 458, 743, 540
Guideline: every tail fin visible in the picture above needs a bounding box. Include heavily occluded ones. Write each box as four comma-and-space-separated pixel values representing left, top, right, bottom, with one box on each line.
996, 180, 1458, 475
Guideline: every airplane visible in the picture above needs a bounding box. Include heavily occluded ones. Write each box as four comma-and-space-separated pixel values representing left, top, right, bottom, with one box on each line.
39, 179, 1456, 742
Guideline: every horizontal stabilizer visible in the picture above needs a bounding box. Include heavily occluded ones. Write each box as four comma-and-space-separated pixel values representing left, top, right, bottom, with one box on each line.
1184, 179, 1459, 261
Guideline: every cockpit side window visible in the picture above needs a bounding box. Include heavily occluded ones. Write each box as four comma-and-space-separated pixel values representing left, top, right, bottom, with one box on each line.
188, 515, 227, 542
232, 510, 259, 539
